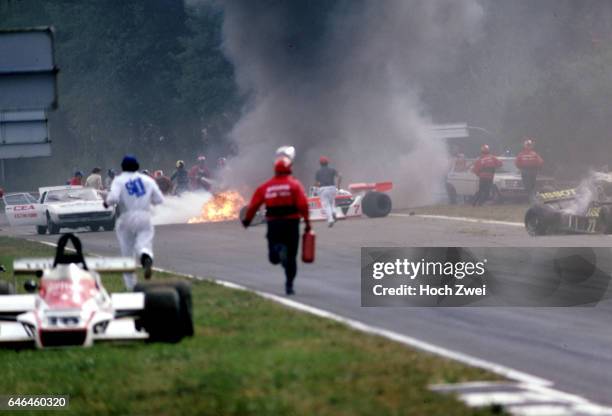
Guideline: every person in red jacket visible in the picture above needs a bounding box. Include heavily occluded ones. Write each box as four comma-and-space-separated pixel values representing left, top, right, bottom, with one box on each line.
472, 144, 502, 206
154, 170, 173, 195
515, 138, 544, 200
69, 171, 83, 186
242, 156, 311, 295
188, 156, 212, 191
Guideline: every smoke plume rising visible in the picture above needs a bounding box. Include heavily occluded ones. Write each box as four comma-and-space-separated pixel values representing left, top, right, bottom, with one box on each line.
216, 0, 484, 206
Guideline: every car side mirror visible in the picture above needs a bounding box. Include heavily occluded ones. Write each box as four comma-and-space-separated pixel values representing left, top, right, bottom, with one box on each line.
24, 280, 38, 293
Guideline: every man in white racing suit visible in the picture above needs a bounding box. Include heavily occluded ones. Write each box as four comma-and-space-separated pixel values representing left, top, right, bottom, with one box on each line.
105, 155, 164, 290
315, 156, 341, 227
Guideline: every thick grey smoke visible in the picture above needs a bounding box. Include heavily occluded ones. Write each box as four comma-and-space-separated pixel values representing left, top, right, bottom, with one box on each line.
216, 0, 483, 206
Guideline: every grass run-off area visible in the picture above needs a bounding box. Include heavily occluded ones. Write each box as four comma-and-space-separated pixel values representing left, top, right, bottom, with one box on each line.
0, 236, 504, 416
406, 204, 528, 223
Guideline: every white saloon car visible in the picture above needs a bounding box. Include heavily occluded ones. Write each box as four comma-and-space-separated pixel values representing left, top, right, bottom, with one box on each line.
445, 157, 554, 204
3, 186, 115, 234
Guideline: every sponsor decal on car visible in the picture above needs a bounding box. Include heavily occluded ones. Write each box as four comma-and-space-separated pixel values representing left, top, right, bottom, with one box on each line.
14, 213, 38, 219
538, 188, 577, 200
14, 205, 36, 211
587, 207, 601, 218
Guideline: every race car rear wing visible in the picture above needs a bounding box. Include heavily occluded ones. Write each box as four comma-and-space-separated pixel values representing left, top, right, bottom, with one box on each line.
348, 182, 393, 193
13, 257, 137, 275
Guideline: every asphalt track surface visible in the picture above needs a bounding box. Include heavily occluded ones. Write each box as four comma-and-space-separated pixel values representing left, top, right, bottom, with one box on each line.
3, 213, 612, 405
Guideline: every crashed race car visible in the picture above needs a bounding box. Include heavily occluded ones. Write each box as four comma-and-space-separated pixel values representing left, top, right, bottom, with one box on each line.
524, 172, 612, 236
0, 234, 193, 348
240, 181, 393, 225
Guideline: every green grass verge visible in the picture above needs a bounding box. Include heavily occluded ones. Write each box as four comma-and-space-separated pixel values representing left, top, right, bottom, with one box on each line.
0, 236, 504, 416
406, 204, 528, 223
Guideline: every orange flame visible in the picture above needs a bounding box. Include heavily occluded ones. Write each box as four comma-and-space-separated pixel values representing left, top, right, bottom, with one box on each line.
188, 191, 246, 223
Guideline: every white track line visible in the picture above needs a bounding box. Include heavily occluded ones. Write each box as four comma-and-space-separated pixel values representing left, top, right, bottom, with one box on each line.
25, 238, 611, 411
151, 267, 612, 410
391, 213, 523, 227
153, 266, 548, 386
433, 381, 612, 415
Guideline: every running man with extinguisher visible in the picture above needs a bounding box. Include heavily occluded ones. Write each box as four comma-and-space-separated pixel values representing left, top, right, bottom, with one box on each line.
242, 155, 311, 295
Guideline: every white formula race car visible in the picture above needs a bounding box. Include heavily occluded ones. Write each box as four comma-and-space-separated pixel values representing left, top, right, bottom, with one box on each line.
3, 186, 115, 235
308, 182, 393, 221
0, 234, 193, 348
240, 182, 393, 225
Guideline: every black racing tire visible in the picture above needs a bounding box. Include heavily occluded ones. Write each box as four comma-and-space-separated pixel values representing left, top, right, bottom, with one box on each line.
599, 206, 612, 234
136, 281, 194, 339
141, 287, 183, 343
47, 213, 60, 235
90, 225, 101, 232
445, 183, 457, 205
0, 281, 15, 295
36, 225, 47, 235
525, 205, 556, 236
362, 191, 392, 218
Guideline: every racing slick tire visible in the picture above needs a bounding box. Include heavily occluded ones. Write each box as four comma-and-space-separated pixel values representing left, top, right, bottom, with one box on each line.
36, 225, 47, 235
525, 205, 557, 236
46, 214, 60, 235
362, 191, 392, 218
0, 281, 15, 295
141, 287, 183, 343
598, 206, 612, 234
445, 183, 457, 205
135, 281, 194, 339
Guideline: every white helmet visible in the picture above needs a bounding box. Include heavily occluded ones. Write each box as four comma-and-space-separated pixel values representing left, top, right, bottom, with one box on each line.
275, 145, 296, 162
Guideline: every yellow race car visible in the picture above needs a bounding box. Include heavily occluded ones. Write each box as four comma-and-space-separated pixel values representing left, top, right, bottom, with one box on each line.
525, 173, 612, 236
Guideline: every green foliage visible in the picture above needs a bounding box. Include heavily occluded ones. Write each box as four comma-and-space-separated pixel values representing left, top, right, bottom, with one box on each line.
0, 0, 239, 190
0, 236, 503, 416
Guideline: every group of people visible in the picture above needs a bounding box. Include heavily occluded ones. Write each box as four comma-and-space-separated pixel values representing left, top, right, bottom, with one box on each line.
67, 155, 228, 196
86, 140, 545, 296
170, 155, 226, 194
470, 138, 544, 206
68, 168, 116, 190
104, 147, 321, 296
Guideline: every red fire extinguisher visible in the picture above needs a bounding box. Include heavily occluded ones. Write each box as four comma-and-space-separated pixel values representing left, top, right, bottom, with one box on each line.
302, 229, 315, 263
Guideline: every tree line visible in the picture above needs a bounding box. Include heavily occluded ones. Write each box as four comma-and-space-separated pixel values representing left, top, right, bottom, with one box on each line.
2, 0, 612, 189
0, 0, 239, 190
